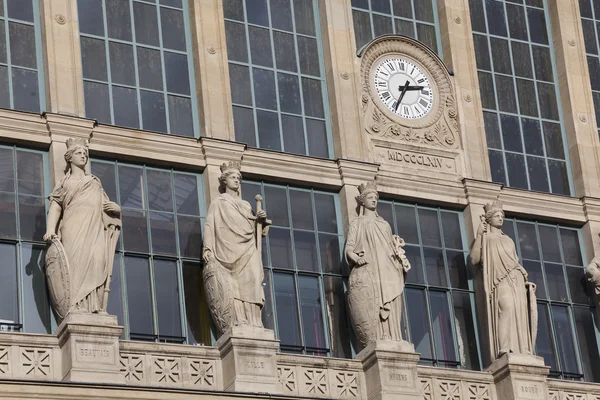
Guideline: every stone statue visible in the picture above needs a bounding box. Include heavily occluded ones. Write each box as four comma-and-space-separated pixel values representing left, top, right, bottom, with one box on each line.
43, 138, 121, 321
470, 200, 537, 361
586, 255, 600, 302
202, 162, 270, 335
344, 181, 411, 349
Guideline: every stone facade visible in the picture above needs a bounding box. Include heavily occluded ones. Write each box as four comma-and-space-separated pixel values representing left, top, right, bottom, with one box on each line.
1, 0, 600, 398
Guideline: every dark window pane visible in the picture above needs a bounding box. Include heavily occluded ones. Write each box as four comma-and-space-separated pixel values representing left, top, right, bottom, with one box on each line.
81, 37, 107, 81
567, 267, 589, 304
405, 288, 433, 358
306, 119, 328, 158
16, 151, 44, 196
302, 78, 324, 118
246, 0, 269, 26
507, 4, 527, 40
323, 276, 352, 358
469, 0, 486, 33
168, 95, 194, 137
474, 34, 491, 71
506, 152, 528, 189
84, 81, 111, 124
372, 14, 393, 37
395, 204, 418, 244
430, 291, 457, 363
516, 222, 539, 260
161, 8, 186, 51
112, 86, 139, 129
269, 227, 293, 268
164, 52, 191, 95
282, 115, 306, 155
532, 46, 552, 82
294, 0, 316, 36
0, 24, 5, 66
122, 209, 149, 253
404, 245, 425, 284
582, 19, 597, 55
229, 64, 252, 106
119, 165, 144, 208
395, 18, 414, 37
319, 233, 341, 274
516, 79, 538, 117
78, 0, 105, 35
527, 8, 548, 44
298, 276, 326, 350
560, 228, 583, 266
107, 254, 124, 327
147, 169, 173, 212
225, 21, 248, 63
91, 161, 117, 204
178, 215, 202, 259
441, 212, 462, 250
489, 149, 506, 185
18, 195, 45, 241
314, 193, 337, 233
125, 257, 154, 336
527, 156, 549, 192
548, 160, 570, 195
352, 0, 369, 10
478, 72, 496, 109
452, 292, 480, 369
224, 0, 244, 20
418, 209, 441, 247
542, 122, 564, 160
298, 36, 320, 76
512, 41, 533, 78
256, 110, 281, 150
137, 47, 163, 91
249, 26, 273, 67
500, 114, 522, 152
447, 250, 468, 289
371, 0, 390, 13
0, 243, 18, 324
495, 75, 517, 113
134, 2, 160, 46
352, 11, 372, 50
278, 73, 301, 114
183, 261, 210, 345
274, 31, 297, 72
545, 263, 568, 302
9, 23, 36, 69
589, 56, 600, 91
484, 112, 502, 149
415, 0, 434, 22
273, 273, 301, 347
0, 192, 17, 240
535, 304, 557, 369
290, 189, 313, 230
574, 307, 600, 382
109, 42, 136, 86
140, 90, 167, 133
106, 0, 132, 40
551, 306, 579, 374
538, 225, 561, 263
154, 259, 182, 338
264, 186, 289, 227
271, 0, 293, 30
423, 247, 446, 287
523, 260, 546, 299
253, 68, 277, 110
522, 118, 543, 155
417, 24, 437, 53
486, 0, 508, 37
233, 106, 256, 146
21, 244, 52, 334
580, 0, 593, 18
490, 38, 511, 75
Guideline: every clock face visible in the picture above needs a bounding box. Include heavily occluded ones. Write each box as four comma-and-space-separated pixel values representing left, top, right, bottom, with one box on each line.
373, 57, 434, 120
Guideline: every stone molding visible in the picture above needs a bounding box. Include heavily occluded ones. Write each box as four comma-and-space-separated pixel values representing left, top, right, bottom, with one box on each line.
200, 137, 245, 166
337, 158, 379, 187
583, 197, 600, 222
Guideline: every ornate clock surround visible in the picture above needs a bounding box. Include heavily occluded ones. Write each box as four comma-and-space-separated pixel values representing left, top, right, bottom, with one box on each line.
359, 35, 460, 151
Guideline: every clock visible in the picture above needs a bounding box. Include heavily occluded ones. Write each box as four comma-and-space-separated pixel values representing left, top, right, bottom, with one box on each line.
373, 57, 434, 120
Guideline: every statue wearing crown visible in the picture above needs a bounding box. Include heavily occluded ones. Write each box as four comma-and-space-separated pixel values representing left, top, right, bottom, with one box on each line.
43, 138, 121, 320
344, 181, 411, 349
202, 161, 270, 335
470, 200, 537, 363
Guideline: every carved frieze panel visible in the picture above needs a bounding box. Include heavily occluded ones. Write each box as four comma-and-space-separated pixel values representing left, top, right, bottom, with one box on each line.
278, 366, 297, 394
301, 367, 329, 397
120, 354, 145, 383
189, 359, 215, 388
0, 347, 9, 376
438, 380, 461, 400
151, 356, 181, 385
20, 348, 51, 378
333, 371, 359, 398
420, 378, 433, 400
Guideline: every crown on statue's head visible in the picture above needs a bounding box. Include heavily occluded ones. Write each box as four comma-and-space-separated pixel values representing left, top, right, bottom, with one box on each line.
219, 161, 242, 174
483, 199, 503, 217
65, 137, 89, 150
356, 180, 378, 205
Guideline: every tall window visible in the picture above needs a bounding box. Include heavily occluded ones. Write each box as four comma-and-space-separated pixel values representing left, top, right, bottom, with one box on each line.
0, 146, 53, 334
503, 218, 600, 382
470, 0, 571, 195
78, 0, 198, 137
378, 201, 481, 369
580, 0, 600, 136
90, 160, 209, 345
224, 0, 332, 158
242, 181, 351, 358
351, 0, 440, 53
0, 0, 44, 112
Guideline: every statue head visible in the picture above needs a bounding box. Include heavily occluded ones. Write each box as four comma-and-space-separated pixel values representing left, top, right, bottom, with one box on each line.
64, 138, 89, 172
356, 181, 379, 211
219, 161, 242, 192
484, 200, 504, 229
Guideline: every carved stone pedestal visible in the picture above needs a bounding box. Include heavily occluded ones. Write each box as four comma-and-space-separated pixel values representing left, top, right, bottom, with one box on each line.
356, 340, 421, 400
56, 313, 124, 384
217, 326, 280, 393
486, 353, 549, 400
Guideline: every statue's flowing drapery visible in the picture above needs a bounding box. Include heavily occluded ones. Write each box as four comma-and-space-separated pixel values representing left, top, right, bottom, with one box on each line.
49, 173, 120, 313
203, 193, 265, 307
480, 230, 537, 358
345, 215, 405, 344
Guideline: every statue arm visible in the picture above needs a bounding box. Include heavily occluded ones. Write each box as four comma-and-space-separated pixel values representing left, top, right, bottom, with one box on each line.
43, 201, 62, 241
470, 234, 483, 266
344, 222, 365, 266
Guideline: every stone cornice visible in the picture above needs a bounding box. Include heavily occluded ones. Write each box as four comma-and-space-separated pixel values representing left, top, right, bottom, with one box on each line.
336, 158, 379, 187
0, 109, 49, 146
463, 178, 502, 204
582, 196, 600, 222
200, 137, 245, 166
45, 113, 94, 141
378, 170, 466, 206
500, 188, 585, 224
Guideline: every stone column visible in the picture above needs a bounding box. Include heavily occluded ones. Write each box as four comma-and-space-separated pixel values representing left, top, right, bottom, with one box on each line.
437, 0, 491, 180
40, 0, 85, 116
189, 0, 235, 140
357, 341, 421, 400
486, 353, 549, 400
319, 0, 367, 160
548, 0, 600, 198
56, 313, 124, 384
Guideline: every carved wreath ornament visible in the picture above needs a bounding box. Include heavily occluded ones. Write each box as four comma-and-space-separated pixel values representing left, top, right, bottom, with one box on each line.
359, 35, 460, 150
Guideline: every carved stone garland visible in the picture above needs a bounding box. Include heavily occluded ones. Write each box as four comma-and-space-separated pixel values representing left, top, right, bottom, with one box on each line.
359, 35, 460, 150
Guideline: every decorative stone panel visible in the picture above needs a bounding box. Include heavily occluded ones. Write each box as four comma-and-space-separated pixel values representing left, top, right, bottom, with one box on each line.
277, 366, 297, 394
188, 359, 215, 388
467, 383, 492, 400
438, 380, 461, 400
333, 371, 359, 398
151, 356, 181, 385
0, 347, 9, 376
120, 354, 145, 383
301, 367, 329, 397
20, 348, 51, 378
420, 378, 433, 400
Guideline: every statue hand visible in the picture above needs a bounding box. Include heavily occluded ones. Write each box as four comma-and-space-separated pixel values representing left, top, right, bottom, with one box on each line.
256, 210, 267, 220
203, 249, 215, 264
103, 202, 121, 215
356, 256, 368, 266
43, 232, 58, 242
477, 219, 487, 237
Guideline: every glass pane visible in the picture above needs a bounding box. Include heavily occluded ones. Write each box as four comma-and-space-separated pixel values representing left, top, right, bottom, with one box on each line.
109, 42, 135, 86
164, 52, 191, 95
418, 209, 441, 248
140, 90, 167, 133
225, 22, 248, 63
122, 208, 149, 253
274, 32, 297, 72
21, 244, 52, 334
302, 78, 324, 118
182, 261, 211, 345
294, 0, 316, 36
544, 263, 568, 302
452, 292, 479, 370
404, 245, 425, 284
522, 118, 543, 155
289, 190, 313, 230
16, 151, 43, 196
137, 48, 163, 91
319, 233, 341, 275
78, 0, 105, 35
154, 259, 182, 339
18, 195, 45, 242
106, 0, 131, 40
81, 37, 107, 81
0, 192, 17, 239
264, 186, 289, 227
574, 306, 600, 382
273, 273, 301, 348
125, 257, 154, 337
323, 276, 352, 358
282, 115, 306, 155
249, 26, 273, 67
12, 68, 39, 113
522, 260, 546, 299
0, 243, 18, 325
535, 303, 557, 369
298, 275, 326, 351
146, 170, 173, 212
178, 215, 202, 259
278, 73, 301, 114
294, 230, 319, 272
306, 119, 328, 158
551, 306, 579, 374
423, 247, 446, 287
538, 225, 561, 263
9, 22, 36, 69
112, 86, 139, 129
107, 254, 124, 327
174, 173, 199, 215
314, 193, 337, 233
84, 81, 111, 124
516, 222, 540, 260
133, 2, 160, 46
447, 250, 468, 290
352, 10, 371, 50
269, 227, 293, 269
297, 36, 320, 76
560, 229, 583, 266
160, 8, 186, 51
405, 288, 433, 359
150, 211, 177, 256
262, 268, 275, 330
257, 110, 281, 150
440, 212, 462, 250
429, 291, 457, 363
233, 106, 256, 146
246, 0, 269, 26
271, 0, 292, 30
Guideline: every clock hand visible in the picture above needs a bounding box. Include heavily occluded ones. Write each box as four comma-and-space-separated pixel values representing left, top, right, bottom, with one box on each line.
404, 85, 425, 91
394, 80, 410, 112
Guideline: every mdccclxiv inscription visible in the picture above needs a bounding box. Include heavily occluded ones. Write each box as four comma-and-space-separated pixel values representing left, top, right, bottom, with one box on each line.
387, 150, 443, 169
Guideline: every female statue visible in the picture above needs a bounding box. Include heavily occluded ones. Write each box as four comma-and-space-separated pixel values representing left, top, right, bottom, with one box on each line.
202, 162, 269, 334
344, 181, 411, 348
470, 201, 537, 360
43, 138, 121, 319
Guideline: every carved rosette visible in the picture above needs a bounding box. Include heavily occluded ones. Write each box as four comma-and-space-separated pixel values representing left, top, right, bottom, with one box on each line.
359, 35, 460, 150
